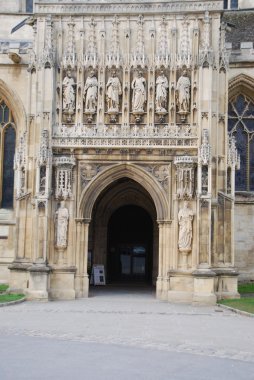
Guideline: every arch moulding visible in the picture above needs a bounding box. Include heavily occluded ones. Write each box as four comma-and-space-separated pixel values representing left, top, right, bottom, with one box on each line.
229, 74, 254, 101
0, 79, 26, 129
78, 163, 169, 221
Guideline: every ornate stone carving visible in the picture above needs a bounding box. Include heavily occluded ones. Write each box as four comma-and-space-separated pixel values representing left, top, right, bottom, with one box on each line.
39, 130, 51, 166
40, 16, 54, 69
36, 130, 52, 199
84, 17, 97, 67
174, 156, 196, 199
141, 164, 170, 191
131, 15, 146, 68
27, 19, 37, 72
53, 155, 76, 200
176, 70, 190, 121
199, 129, 211, 165
155, 70, 168, 114
178, 201, 194, 269
80, 163, 113, 188
62, 69, 76, 122
55, 201, 69, 249
178, 201, 193, 251
84, 70, 98, 114
202, 11, 211, 51
62, 21, 76, 69
14, 132, 27, 198
106, 70, 122, 113
36, 2, 222, 16
155, 16, 169, 67
227, 136, 240, 169
131, 70, 146, 117
180, 18, 190, 57
106, 15, 121, 68
52, 123, 198, 148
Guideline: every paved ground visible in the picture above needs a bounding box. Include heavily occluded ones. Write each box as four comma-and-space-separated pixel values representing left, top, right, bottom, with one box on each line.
0, 286, 254, 379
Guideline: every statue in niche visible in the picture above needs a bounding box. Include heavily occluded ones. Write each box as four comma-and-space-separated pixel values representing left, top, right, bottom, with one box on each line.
55, 201, 69, 249
84, 70, 98, 113
62, 69, 76, 111
178, 201, 193, 253
155, 70, 168, 113
106, 70, 122, 113
131, 70, 146, 113
176, 69, 191, 114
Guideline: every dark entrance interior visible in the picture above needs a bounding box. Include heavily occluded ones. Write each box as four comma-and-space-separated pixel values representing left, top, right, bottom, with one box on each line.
107, 205, 153, 284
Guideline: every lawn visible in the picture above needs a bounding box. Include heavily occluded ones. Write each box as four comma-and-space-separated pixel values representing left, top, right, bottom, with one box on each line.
0, 293, 25, 303
238, 282, 254, 294
0, 284, 9, 292
219, 298, 254, 314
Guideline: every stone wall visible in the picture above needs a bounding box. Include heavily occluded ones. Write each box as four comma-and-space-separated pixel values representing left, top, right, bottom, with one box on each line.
235, 194, 254, 281
0, 0, 31, 14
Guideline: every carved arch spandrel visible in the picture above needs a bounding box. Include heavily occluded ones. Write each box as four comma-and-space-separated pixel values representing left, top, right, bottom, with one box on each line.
229, 74, 254, 102
0, 79, 26, 132
78, 163, 169, 220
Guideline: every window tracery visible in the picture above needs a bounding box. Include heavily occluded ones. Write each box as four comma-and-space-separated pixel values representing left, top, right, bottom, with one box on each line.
228, 93, 254, 191
0, 98, 16, 208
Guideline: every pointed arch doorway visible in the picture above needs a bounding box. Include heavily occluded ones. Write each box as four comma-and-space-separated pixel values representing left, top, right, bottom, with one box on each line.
107, 205, 153, 284
89, 178, 158, 288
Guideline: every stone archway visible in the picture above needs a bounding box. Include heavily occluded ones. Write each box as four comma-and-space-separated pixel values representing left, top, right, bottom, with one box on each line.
0, 79, 26, 133
89, 178, 158, 287
75, 163, 170, 299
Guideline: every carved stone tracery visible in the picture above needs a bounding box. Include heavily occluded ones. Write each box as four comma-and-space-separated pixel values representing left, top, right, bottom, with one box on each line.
53, 156, 76, 200
174, 156, 196, 199
14, 132, 27, 198
141, 164, 170, 191
36, 130, 52, 199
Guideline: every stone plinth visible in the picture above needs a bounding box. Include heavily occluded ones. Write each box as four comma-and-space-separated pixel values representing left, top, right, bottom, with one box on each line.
214, 268, 240, 300
26, 264, 51, 301
168, 271, 194, 303
192, 269, 217, 305
8, 260, 30, 293
49, 266, 76, 300
75, 274, 89, 298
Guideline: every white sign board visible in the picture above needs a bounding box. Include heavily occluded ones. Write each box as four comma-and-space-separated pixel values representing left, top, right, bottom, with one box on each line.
90, 265, 106, 285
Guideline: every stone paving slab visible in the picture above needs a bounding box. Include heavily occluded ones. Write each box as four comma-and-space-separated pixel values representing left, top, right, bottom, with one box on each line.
1, 335, 254, 380
0, 288, 254, 370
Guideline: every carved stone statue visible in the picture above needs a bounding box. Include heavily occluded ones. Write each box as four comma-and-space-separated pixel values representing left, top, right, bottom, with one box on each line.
178, 201, 193, 253
84, 70, 98, 113
55, 201, 69, 249
131, 71, 146, 113
155, 70, 168, 113
106, 70, 122, 112
62, 70, 76, 111
176, 69, 190, 113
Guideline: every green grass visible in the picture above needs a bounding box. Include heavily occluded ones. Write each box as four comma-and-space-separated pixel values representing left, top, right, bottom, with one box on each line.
238, 282, 254, 294
0, 293, 25, 303
0, 284, 9, 292
219, 298, 254, 314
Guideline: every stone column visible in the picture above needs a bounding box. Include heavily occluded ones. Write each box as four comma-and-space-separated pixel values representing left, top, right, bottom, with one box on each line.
156, 222, 164, 299
156, 221, 171, 300
74, 218, 90, 298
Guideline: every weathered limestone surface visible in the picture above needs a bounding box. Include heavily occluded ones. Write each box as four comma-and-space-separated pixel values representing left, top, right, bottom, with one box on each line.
0, 0, 252, 304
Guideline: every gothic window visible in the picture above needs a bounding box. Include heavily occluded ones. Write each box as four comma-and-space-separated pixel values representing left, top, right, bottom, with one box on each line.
0, 98, 16, 208
224, 0, 238, 9
26, 0, 33, 13
228, 94, 254, 191
230, 0, 238, 9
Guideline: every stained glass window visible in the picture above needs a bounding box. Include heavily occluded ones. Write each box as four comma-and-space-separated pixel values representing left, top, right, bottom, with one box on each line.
0, 99, 16, 208
230, 0, 238, 9
228, 94, 254, 191
26, 0, 33, 13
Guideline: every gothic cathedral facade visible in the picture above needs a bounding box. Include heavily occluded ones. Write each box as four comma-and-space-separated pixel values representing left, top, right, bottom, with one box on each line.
0, 0, 253, 304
